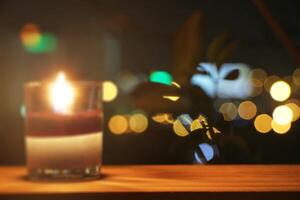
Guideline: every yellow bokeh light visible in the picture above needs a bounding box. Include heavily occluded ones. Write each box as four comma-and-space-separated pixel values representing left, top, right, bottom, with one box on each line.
20, 23, 41, 47
270, 81, 291, 101
250, 79, 263, 97
271, 120, 291, 134
219, 102, 238, 121
103, 81, 118, 102
238, 101, 257, 120
173, 119, 189, 137
272, 105, 293, 125
49, 72, 75, 114
250, 68, 267, 82
286, 103, 300, 122
162, 95, 180, 101
292, 68, 300, 86
171, 81, 181, 88
264, 75, 280, 92
129, 113, 148, 133
254, 114, 272, 133
108, 115, 128, 135
152, 113, 174, 124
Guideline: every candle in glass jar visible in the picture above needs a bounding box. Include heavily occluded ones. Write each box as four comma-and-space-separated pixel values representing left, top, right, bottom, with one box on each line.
24, 72, 103, 179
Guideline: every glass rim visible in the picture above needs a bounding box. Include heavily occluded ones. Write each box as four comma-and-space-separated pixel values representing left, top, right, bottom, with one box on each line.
24, 80, 102, 88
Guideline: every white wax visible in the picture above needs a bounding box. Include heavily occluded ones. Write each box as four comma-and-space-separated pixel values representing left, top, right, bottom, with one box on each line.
26, 132, 102, 169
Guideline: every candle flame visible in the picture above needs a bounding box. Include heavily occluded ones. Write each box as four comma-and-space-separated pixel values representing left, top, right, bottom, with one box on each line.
49, 72, 75, 114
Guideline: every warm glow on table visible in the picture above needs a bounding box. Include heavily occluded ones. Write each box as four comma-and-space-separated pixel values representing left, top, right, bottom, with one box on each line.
0, 165, 299, 200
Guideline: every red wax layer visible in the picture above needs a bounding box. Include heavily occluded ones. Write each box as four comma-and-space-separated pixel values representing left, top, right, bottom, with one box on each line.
26, 110, 103, 137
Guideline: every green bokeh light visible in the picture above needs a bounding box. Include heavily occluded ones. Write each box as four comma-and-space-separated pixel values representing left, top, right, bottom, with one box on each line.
149, 71, 173, 85
24, 33, 57, 53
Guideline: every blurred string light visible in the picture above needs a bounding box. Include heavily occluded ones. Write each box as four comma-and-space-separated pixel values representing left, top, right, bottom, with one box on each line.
271, 120, 291, 134
270, 81, 291, 102
20, 23, 56, 53
108, 115, 128, 135
292, 68, 300, 86
129, 113, 148, 133
103, 81, 118, 102
254, 114, 272, 133
238, 100, 257, 120
219, 102, 238, 121
149, 71, 173, 85
272, 105, 293, 125
194, 143, 217, 164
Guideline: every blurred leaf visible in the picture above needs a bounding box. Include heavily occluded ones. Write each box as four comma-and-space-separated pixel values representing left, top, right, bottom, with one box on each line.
206, 32, 229, 62
130, 82, 189, 114
172, 10, 204, 87
215, 40, 239, 67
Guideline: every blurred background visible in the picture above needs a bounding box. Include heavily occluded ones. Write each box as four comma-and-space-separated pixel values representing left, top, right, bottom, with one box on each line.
1, 0, 300, 165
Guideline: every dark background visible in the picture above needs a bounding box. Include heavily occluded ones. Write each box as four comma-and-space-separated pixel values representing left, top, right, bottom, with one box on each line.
0, 0, 300, 165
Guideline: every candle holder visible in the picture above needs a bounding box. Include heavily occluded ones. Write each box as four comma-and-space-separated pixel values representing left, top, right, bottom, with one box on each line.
24, 76, 103, 180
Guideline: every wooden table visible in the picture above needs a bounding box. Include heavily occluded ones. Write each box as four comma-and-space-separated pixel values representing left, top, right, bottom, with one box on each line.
0, 165, 299, 200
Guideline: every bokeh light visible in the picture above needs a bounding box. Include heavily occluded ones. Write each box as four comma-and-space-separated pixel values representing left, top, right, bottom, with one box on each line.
254, 114, 272, 133
264, 75, 280, 92
178, 114, 193, 128
286, 102, 300, 122
272, 105, 293, 125
190, 119, 204, 131
162, 95, 180, 101
284, 76, 297, 95
149, 71, 173, 85
171, 81, 181, 88
250, 79, 263, 97
238, 101, 257, 120
271, 120, 291, 134
194, 143, 215, 164
108, 115, 128, 135
103, 81, 118, 102
292, 68, 300, 86
287, 98, 300, 121
20, 23, 41, 47
152, 113, 174, 124
219, 102, 238, 121
20, 104, 26, 118
270, 81, 291, 101
249, 68, 266, 97
129, 113, 148, 133
250, 68, 267, 82
20, 23, 57, 53
173, 118, 190, 137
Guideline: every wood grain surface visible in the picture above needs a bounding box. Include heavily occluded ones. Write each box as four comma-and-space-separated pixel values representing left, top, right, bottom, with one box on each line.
0, 165, 299, 199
